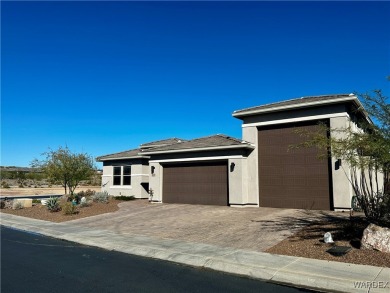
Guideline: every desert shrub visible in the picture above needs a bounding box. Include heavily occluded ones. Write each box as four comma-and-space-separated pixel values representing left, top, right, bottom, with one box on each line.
46, 197, 60, 212
92, 191, 109, 203
79, 195, 91, 207
12, 200, 23, 210
67, 193, 81, 204
1, 181, 10, 188
77, 190, 85, 198
62, 202, 78, 215
79, 198, 91, 208
115, 195, 136, 201
73, 193, 80, 204
0, 200, 5, 209
3, 200, 13, 209
84, 189, 95, 197
32, 199, 41, 204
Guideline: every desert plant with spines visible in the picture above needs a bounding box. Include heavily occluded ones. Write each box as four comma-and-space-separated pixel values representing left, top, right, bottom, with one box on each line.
46, 196, 61, 212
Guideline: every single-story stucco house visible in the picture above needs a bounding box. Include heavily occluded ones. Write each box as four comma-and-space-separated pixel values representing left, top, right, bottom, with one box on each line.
96, 93, 373, 211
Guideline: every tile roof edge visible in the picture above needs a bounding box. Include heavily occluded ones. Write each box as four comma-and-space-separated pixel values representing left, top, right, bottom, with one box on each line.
95, 148, 141, 160
233, 93, 356, 115
140, 137, 187, 147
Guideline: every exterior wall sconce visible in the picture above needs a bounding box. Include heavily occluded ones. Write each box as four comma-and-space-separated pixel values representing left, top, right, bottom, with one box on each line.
230, 162, 235, 172
335, 159, 342, 170
151, 166, 155, 175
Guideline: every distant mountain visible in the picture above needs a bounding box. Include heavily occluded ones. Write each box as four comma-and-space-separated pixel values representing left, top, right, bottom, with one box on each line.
0, 166, 40, 172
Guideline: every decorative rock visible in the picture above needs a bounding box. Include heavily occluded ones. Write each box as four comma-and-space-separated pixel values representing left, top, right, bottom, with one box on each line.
13, 198, 32, 208
361, 224, 390, 253
324, 232, 334, 243
80, 197, 87, 204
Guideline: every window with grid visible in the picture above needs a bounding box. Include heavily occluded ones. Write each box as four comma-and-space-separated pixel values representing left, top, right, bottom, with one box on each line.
113, 166, 131, 186
113, 166, 121, 185
123, 166, 131, 185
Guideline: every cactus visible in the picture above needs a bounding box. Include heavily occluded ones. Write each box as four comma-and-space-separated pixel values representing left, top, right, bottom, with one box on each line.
46, 196, 60, 212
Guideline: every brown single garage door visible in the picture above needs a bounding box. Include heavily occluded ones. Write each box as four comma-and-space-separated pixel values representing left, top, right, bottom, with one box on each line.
258, 122, 332, 210
162, 161, 228, 206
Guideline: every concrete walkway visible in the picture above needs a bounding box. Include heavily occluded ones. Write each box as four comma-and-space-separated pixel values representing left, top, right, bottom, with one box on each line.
1, 209, 389, 293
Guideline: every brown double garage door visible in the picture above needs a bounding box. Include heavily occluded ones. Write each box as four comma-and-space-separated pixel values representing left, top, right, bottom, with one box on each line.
162, 161, 228, 206
258, 122, 332, 210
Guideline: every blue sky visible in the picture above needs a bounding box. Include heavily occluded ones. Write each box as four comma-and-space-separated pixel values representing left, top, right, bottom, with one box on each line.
2, 1, 389, 168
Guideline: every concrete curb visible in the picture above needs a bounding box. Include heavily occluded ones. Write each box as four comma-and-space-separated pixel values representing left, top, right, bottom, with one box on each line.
1, 213, 389, 293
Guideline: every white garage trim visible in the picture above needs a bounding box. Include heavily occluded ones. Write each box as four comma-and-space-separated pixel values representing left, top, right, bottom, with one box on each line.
150, 155, 244, 163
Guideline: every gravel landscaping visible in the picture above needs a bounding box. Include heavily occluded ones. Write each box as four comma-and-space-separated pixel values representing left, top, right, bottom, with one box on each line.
266, 215, 390, 268
0, 196, 125, 223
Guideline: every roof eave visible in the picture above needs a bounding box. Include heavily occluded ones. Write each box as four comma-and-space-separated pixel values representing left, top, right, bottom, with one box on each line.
96, 155, 151, 162
232, 96, 359, 118
140, 144, 255, 155
350, 96, 373, 124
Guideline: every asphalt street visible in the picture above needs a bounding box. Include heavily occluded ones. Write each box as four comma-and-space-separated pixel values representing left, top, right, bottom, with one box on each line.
0, 226, 314, 293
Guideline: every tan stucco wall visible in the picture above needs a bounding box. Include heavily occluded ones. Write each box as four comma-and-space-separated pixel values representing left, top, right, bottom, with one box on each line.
329, 116, 384, 210
242, 127, 259, 206
101, 164, 149, 198
148, 162, 162, 202
330, 116, 353, 209
228, 158, 243, 204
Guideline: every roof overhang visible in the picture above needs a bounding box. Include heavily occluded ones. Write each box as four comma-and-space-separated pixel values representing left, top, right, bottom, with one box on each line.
96, 155, 150, 162
140, 144, 255, 155
233, 95, 360, 116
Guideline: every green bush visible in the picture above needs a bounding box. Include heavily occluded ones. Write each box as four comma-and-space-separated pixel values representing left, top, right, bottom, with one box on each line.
62, 202, 78, 215
114, 195, 136, 201
32, 199, 41, 204
92, 191, 109, 203
12, 200, 23, 210
46, 197, 60, 212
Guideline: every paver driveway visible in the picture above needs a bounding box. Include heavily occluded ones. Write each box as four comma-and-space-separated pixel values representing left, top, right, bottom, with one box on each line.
68, 200, 338, 252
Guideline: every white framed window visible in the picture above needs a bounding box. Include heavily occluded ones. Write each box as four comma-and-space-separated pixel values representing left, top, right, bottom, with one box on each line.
123, 166, 131, 185
113, 166, 131, 186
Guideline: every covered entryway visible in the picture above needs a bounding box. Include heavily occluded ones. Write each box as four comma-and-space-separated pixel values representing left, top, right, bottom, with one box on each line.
258, 121, 332, 210
162, 161, 228, 206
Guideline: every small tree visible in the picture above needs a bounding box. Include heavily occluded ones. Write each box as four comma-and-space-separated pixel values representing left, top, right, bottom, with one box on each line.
293, 89, 389, 227
32, 146, 95, 195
